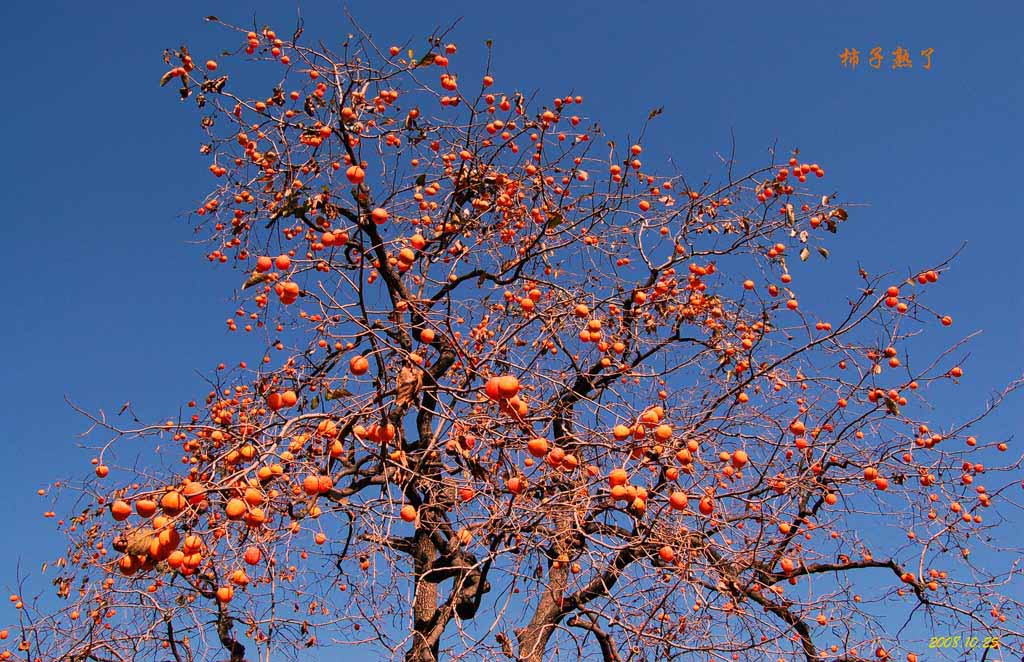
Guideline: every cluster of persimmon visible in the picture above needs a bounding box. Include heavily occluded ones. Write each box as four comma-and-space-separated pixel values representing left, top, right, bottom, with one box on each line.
483, 374, 530, 420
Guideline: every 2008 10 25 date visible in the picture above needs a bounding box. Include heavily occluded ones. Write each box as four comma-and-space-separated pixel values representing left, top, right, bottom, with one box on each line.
928, 635, 1000, 649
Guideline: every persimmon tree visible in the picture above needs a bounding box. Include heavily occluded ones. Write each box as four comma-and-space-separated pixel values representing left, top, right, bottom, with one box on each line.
6, 16, 1024, 662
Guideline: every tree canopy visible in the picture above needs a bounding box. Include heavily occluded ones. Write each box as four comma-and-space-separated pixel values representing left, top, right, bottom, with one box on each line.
4, 17, 1022, 662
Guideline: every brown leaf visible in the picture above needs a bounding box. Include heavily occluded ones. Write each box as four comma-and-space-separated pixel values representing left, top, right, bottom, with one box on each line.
394, 363, 423, 409
243, 272, 271, 289
325, 388, 353, 401
201, 75, 228, 94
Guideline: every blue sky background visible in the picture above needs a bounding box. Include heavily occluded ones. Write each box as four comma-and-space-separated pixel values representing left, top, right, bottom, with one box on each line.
1, 0, 1022, 658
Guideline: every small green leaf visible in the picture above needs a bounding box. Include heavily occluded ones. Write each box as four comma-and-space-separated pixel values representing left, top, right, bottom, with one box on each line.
546, 213, 564, 229
309, 396, 319, 409
416, 52, 436, 68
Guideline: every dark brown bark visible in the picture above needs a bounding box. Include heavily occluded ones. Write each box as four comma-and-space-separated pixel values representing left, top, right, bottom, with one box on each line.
215, 603, 245, 662
515, 559, 569, 662
406, 528, 441, 662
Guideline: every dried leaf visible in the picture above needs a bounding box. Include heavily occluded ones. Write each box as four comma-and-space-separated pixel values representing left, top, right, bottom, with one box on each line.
201, 75, 228, 94
648, 106, 664, 120
159, 70, 177, 87
394, 363, 423, 409
416, 52, 436, 68
243, 272, 271, 289
546, 213, 564, 229
817, 246, 830, 259
799, 247, 810, 261
325, 388, 353, 401
834, 208, 849, 221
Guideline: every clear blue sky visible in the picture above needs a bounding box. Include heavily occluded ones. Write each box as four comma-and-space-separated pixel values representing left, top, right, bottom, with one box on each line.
1, 0, 1022, 657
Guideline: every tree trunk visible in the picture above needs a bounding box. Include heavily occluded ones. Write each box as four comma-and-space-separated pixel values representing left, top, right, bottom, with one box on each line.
406, 529, 440, 662
516, 515, 571, 662
515, 563, 567, 662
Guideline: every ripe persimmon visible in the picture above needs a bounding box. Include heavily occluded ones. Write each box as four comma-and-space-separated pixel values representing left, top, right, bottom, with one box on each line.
225, 498, 246, 520
496, 375, 520, 398
350, 355, 369, 375
110, 500, 132, 521
244, 546, 262, 565
346, 166, 365, 184
135, 499, 157, 518
160, 491, 186, 515
526, 437, 549, 457
669, 492, 688, 510
371, 208, 389, 224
